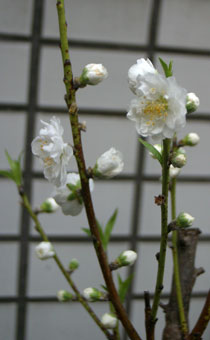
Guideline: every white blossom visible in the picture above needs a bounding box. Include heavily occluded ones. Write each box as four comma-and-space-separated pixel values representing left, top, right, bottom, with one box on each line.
169, 165, 181, 179
80, 63, 108, 85
127, 58, 187, 141
31, 116, 73, 187
94, 148, 124, 178
101, 313, 117, 329
186, 93, 200, 113
117, 250, 137, 266
35, 242, 55, 260
53, 173, 94, 216
128, 58, 157, 95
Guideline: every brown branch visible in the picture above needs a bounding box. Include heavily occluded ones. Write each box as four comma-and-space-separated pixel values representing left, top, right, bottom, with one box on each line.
162, 228, 203, 340
56, 1, 141, 339
144, 291, 155, 340
187, 290, 210, 340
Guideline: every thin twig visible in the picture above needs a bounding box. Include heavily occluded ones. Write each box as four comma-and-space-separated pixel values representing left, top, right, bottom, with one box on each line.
187, 290, 210, 340
56, 1, 142, 339
151, 138, 171, 326
144, 291, 154, 340
19, 189, 113, 340
171, 178, 188, 337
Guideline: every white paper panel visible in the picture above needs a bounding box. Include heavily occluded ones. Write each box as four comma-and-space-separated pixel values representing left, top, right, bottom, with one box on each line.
31, 179, 134, 235
159, 0, 210, 48
133, 243, 173, 294
28, 242, 129, 296
0, 113, 26, 169
156, 54, 210, 113
0, 0, 33, 34
0, 180, 20, 234
0, 43, 30, 103
27, 302, 108, 340
140, 182, 210, 235
145, 120, 210, 176
43, 0, 152, 44
38, 47, 146, 109
0, 244, 18, 295
0, 304, 16, 340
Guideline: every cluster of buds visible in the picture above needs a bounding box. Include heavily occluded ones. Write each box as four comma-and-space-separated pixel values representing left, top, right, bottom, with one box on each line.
79, 63, 108, 86
35, 242, 55, 260
186, 93, 200, 114
101, 313, 118, 329
57, 290, 74, 302
93, 147, 124, 178
39, 197, 59, 213
171, 148, 187, 168
176, 212, 195, 228
83, 287, 105, 302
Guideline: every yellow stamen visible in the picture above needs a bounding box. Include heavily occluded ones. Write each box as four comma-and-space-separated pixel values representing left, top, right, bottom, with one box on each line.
44, 156, 54, 166
143, 96, 168, 126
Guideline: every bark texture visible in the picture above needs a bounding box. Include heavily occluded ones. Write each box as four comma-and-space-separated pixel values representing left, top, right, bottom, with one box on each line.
162, 228, 203, 340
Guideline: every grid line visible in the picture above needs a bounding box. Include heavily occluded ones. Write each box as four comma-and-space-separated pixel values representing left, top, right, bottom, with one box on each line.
15, 1, 44, 339
123, 1, 163, 339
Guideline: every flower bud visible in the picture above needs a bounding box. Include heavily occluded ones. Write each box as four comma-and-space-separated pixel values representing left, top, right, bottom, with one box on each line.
176, 212, 194, 228
171, 152, 187, 168
169, 165, 181, 179
149, 144, 162, 159
40, 197, 59, 213
69, 258, 79, 271
117, 250, 137, 267
93, 147, 124, 178
186, 92, 200, 113
101, 313, 118, 329
182, 132, 200, 146
83, 287, 103, 302
57, 290, 73, 302
80, 63, 108, 86
35, 242, 55, 260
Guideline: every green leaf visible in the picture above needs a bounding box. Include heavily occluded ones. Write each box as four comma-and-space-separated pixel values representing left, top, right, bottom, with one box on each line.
0, 170, 14, 181
159, 58, 173, 78
117, 274, 133, 303
3, 150, 22, 185
139, 137, 162, 165
81, 228, 91, 236
103, 209, 118, 251
96, 220, 105, 249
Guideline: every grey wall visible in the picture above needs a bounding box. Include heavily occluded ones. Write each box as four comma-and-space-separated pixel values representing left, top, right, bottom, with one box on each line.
0, 0, 210, 339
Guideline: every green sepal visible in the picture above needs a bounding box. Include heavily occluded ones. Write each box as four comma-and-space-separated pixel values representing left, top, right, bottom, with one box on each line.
67, 192, 77, 201
139, 138, 162, 166
117, 273, 133, 303
67, 183, 77, 191
159, 58, 173, 78
81, 228, 91, 236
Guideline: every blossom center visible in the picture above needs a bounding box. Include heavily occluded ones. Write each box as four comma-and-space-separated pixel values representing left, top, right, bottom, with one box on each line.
44, 156, 54, 166
143, 96, 168, 126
